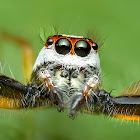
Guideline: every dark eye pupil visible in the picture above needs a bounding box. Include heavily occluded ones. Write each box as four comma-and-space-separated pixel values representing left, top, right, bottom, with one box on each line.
55, 38, 71, 55
74, 40, 90, 57
92, 43, 98, 50
47, 38, 54, 45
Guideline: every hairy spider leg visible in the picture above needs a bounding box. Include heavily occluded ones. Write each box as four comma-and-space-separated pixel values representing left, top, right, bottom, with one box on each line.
0, 74, 26, 109
83, 82, 140, 121
110, 81, 140, 121
110, 96, 140, 121
0, 32, 52, 109
1, 31, 34, 81
0, 74, 52, 109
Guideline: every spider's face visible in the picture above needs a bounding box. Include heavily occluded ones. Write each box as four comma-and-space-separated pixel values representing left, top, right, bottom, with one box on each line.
31, 34, 101, 100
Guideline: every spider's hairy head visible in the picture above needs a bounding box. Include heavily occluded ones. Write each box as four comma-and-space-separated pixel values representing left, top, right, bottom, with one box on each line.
31, 34, 101, 99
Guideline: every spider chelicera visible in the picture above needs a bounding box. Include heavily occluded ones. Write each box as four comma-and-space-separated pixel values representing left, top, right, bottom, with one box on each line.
0, 31, 140, 120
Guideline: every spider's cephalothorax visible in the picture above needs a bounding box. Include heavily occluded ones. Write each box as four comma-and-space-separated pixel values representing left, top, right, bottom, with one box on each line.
31, 35, 101, 117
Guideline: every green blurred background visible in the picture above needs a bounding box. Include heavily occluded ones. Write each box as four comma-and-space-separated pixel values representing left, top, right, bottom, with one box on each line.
0, 0, 140, 140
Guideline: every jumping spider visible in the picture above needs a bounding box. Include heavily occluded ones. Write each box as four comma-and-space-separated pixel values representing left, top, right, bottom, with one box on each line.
1, 31, 140, 120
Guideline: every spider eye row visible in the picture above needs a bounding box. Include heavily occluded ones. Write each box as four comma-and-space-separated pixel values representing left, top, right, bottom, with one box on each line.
47, 38, 98, 57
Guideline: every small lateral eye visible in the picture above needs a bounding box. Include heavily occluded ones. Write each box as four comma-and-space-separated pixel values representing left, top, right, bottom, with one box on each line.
92, 43, 98, 50
47, 38, 54, 45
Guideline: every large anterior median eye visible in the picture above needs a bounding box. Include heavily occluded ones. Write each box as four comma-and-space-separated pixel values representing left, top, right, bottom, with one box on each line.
55, 38, 72, 55
74, 40, 91, 57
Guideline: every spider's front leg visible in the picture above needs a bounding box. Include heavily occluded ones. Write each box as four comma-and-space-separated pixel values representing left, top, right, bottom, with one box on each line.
39, 68, 64, 111
68, 75, 100, 119
0, 74, 26, 109
0, 74, 52, 109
